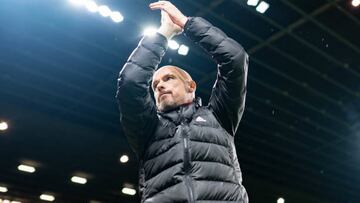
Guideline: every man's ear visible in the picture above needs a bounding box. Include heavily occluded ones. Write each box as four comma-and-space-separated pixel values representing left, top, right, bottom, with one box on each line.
186, 80, 197, 93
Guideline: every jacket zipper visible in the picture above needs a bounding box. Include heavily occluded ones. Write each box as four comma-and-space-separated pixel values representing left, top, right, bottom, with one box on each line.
183, 132, 195, 203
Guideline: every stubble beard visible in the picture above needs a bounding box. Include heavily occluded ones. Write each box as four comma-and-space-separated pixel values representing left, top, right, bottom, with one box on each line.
158, 97, 178, 112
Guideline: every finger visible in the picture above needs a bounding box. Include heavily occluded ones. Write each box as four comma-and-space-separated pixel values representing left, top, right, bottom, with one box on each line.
149, 2, 174, 18
152, 1, 167, 5
150, 5, 171, 14
149, 4, 167, 10
150, 4, 171, 14
149, 5, 164, 10
149, 1, 167, 8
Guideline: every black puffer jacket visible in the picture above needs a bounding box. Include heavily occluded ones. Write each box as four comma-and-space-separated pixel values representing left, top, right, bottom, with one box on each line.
117, 17, 249, 203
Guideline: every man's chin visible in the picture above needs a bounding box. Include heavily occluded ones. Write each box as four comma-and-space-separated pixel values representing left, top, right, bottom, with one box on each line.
158, 102, 177, 112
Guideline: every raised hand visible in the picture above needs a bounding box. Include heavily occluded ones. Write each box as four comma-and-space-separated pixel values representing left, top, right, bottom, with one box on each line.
149, 1, 188, 28
157, 10, 182, 39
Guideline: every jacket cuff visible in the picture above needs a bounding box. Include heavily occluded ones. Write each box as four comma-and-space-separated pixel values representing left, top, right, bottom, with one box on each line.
183, 16, 193, 32
183, 16, 196, 37
140, 32, 168, 51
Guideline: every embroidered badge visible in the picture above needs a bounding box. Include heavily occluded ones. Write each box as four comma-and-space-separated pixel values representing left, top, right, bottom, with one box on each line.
195, 116, 207, 122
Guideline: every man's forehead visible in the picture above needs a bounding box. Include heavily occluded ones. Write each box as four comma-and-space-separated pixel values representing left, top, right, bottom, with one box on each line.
153, 67, 178, 79
152, 66, 193, 86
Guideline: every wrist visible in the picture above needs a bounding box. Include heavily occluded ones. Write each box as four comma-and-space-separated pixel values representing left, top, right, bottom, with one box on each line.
180, 16, 189, 28
157, 27, 175, 40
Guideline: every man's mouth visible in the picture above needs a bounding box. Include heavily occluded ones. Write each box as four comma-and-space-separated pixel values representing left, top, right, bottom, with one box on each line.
159, 92, 171, 100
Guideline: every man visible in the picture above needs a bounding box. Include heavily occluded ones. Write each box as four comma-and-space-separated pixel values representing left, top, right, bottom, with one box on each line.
116, 1, 249, 202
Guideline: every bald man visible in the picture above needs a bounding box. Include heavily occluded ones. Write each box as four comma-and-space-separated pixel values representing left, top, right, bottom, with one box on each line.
116, 1, 249, 203
152, 65, 197, 112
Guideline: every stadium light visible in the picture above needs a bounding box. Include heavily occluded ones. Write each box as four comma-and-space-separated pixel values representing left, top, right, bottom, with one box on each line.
120, 155, 129, 163
85, 1, 98, 13
69, 0, 124, 23
168, 40, 180, 50
0, 121, 8, 131
18, 164, 36, 173
122, 187, 136, 196
71, 176, 87, 184
0, 186, 8, 193
98, 5, 111, 17
110, 11, 124, 23
143, 27, 158, 37
256, 1, 269, 13
178, 45, 189, 56
247, 0, 259, 6
40, 194, 55, 202
352, 0, 360, 7
277, 197, 285, 203
69, 0, 87, 6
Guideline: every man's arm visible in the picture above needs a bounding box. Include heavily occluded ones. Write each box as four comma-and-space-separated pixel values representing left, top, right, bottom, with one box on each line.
116, 9, 181, 156
116, 33, 167, 156
150, 1, 248, 136
184, 17, 249, 136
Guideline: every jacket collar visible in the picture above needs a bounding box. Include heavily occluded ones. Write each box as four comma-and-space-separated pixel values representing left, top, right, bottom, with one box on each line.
158, 97, 202, 125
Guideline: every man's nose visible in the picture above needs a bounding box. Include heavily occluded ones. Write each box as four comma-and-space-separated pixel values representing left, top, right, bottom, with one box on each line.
156, 81, 165, 91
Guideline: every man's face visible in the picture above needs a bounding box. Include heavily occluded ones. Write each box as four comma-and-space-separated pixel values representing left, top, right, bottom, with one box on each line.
152, 67, 193, 112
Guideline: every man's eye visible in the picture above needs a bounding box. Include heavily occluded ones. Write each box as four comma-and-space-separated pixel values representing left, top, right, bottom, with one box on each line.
165, 76, 174, 81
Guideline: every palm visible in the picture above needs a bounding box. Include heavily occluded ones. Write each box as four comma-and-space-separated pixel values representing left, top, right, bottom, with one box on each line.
150, 1, 188, 28
161, 11, 182, 35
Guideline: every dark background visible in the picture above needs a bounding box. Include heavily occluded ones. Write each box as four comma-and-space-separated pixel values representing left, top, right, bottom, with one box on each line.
0, 0, 359, 202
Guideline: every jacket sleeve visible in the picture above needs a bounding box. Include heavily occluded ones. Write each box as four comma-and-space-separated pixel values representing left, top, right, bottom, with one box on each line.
116, 33, 168, 156
184, 17, 249, 136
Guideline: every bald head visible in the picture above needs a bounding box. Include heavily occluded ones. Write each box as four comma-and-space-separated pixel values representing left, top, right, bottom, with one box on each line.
152, 65, 197, 112
153, 65, 193, 87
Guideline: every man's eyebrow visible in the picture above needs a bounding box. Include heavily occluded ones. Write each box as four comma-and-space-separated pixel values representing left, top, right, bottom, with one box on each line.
152, 79, 159, 87
152, 73, 177, 88
163, 73, 176, 78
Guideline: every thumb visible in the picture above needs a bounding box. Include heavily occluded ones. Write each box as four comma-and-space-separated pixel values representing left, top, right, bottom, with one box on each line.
161, 10, 171, 23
